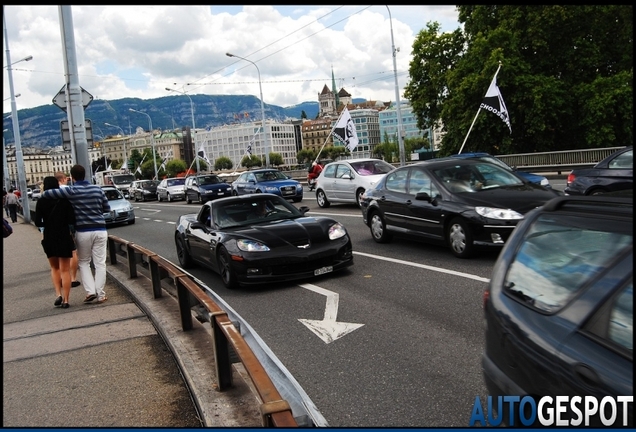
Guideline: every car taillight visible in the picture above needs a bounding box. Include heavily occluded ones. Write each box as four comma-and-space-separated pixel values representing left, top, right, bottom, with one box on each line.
566, 172, 576, 185
483, 289, 489, 310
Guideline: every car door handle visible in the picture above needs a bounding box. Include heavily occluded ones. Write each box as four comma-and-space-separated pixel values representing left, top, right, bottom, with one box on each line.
574, 363, 600, 387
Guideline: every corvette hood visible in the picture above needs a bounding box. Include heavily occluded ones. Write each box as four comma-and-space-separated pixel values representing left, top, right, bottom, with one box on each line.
231, 217, 334, 248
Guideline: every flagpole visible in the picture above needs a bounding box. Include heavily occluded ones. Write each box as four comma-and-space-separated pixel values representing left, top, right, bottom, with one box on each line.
458, 62, 502, 154
315, 108, 346, 163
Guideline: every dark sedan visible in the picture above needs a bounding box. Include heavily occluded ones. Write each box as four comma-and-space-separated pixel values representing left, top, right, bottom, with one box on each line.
565, 146, 632, 195
483, 196, 633, 427
174, 193, 353, 289
360, 159, 562, 258
132, 180, 159, 202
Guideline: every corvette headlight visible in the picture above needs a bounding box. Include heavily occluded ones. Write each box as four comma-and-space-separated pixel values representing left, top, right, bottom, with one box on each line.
237, 239, 270, 252
328, 222, 347, 240
475, 206, 523, 220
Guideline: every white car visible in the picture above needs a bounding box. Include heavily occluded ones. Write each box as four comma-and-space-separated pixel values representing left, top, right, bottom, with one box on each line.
157, 177, 186, 202
315, 158, 394, 208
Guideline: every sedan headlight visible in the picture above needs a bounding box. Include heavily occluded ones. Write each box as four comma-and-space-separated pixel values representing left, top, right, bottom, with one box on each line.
475, 206, 524, 220
328, 222, 347, 240
264, 186, 278, 193
540, 178, 550, 187
237, 239, 270, 252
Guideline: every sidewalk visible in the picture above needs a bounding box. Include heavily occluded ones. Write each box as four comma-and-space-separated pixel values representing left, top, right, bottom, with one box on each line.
2, 218, 261, 427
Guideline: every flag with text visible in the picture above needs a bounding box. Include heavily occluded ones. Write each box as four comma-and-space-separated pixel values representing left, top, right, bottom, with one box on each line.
332, 107, 359, 151
480, 72, 512, 133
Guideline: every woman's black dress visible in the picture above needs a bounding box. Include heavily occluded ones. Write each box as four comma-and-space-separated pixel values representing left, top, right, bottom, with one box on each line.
35, 197, 76, 258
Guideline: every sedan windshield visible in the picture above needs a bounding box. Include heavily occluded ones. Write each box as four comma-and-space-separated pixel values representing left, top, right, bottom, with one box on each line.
255, 171, 287, 182
433, 163, 523, 193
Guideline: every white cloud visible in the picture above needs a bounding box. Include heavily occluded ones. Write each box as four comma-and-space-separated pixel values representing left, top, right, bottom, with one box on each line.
3, 5, 460, 112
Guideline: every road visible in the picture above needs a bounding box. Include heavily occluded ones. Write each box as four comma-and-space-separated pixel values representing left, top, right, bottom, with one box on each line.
26, 178, 566, 427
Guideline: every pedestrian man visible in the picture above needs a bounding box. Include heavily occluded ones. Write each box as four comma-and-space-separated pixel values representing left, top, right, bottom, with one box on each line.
41, 165, 111, 304
5, 188, 20, 223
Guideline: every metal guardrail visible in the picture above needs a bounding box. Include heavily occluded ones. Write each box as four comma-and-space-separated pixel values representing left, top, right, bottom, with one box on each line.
495, 147, 625, 173
105, 234, 328, 427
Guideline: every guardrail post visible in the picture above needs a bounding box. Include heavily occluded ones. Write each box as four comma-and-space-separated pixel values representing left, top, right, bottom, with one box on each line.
107, 237, 118, 265
148, 256, 163, 299
125, 243, 138, 278
175, 277, 193, 331
210, 312, 233, 390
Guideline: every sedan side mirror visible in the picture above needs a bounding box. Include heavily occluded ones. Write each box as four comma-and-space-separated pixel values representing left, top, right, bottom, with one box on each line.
298, 206, 310, 215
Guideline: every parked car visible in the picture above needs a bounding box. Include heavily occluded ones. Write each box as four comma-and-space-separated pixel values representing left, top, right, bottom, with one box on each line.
174, 193, 354, 289
565, 146, 633, 196
131, 180, 159, 202
231, 169, 303, 202
101, 186, 135, 226
360, 158, 562, 258
445, 152, 551, 188
157, 177, 186, 202
184, 173, 232, 204
483, 195, 633, 426
31, 188, 41, 200
315, 158, 394, 208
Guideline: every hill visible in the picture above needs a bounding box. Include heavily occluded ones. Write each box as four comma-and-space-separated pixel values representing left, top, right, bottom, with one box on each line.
2, 95, 322, 149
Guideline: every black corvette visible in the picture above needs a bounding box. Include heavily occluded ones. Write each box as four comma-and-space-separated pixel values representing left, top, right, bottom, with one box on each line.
174, 193, 354, 289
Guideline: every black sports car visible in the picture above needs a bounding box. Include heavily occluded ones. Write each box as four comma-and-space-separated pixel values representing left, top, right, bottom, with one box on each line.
174, 193, 354, 288
360, 159, 563, 258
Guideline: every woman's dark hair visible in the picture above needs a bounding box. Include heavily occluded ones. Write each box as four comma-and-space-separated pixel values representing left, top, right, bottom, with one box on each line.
43, 176, 60, 191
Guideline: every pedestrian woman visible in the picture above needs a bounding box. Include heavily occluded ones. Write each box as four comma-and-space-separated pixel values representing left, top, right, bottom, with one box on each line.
35, 176, 77, 309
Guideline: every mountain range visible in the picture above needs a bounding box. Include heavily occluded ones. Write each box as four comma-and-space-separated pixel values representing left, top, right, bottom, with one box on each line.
2, 95, 327, 150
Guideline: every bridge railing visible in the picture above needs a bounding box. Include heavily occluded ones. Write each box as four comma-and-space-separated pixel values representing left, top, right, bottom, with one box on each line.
105, 235, 328, 427
494, 147, 625, 173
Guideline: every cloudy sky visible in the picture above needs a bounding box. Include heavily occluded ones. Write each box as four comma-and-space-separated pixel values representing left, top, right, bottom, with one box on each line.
3, 6, 460, 113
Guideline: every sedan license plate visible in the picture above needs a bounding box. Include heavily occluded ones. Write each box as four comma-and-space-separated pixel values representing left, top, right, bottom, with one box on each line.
314, 266, 333, 276
282, 190, 293, 195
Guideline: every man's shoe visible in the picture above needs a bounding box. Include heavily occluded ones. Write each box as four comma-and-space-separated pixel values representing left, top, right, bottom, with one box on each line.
83, 294, 97, 303
96, 296, 108, 304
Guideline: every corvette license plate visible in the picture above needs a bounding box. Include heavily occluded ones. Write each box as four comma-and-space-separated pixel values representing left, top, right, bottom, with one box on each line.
314, 266, 333, 276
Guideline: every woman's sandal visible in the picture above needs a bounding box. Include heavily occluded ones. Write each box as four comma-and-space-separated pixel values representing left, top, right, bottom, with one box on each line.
54, 296, 63, 306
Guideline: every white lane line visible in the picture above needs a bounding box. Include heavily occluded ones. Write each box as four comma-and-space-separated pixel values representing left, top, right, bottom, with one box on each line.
353, 251, 490, 283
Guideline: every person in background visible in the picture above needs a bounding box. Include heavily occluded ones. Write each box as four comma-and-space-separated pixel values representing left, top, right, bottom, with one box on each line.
41, 165, 111, 304
35, 176, 76, 309
5, 188, 19, 223
307, 161, 323, 191
3, 189, 9, 217
55, 171, 80, 288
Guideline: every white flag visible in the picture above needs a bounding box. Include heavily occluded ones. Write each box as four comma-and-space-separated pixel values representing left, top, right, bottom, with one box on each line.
480, 72, 512, 134
332, 107, 359, 151
197, 145, 210, 165
135, 154, 147, 175
106, 162, 112, 171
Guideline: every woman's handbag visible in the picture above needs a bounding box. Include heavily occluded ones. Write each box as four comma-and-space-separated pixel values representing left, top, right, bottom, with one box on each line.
3, 218, 13, 238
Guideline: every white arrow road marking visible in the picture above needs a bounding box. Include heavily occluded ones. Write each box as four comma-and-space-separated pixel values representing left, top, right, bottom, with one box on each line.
298, 283, 364, 344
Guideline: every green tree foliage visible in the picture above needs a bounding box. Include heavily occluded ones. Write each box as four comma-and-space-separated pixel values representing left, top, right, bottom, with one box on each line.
268, 152, 284, 166
241, 155, 263, 169
405, 6, 632, 156
165, 159, 187, 178
214, 156, 233, 171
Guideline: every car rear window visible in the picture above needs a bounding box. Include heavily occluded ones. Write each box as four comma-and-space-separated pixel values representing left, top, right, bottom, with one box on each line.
503, 214, 632, 313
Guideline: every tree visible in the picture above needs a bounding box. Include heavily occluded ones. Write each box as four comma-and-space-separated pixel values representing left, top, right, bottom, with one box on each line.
405, 6, 632, 156
268, 152, 284, 166
165, 159, 187, 178
241, 155, 262, 169
214, 156, 233, 171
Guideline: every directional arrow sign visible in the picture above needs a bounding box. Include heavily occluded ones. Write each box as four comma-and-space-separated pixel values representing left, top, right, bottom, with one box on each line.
298, 283, 364, 344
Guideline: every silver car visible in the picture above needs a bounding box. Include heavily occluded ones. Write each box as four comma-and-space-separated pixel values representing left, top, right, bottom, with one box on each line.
157, 177, 186, 202
101, 186, 135, 225
315, 158, 394, 208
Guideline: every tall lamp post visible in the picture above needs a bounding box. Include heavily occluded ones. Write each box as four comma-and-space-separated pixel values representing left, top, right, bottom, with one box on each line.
3, 128, 10, 191
226, 52, 270, 168
386, 5, 405, 166
165, 87, 199, 172
4, 13, 33, 222
129, 108, 157, 180
104, 122, 128, 171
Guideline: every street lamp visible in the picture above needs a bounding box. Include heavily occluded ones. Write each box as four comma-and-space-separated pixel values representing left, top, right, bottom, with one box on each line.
3, 94, 20, 101
226, 52, 270, 168
104, 122, 128, 170
129, 108, 158, 180
3, 12, 33, 222
3, 128, 10, 190
165, 87, 199, 172
386, 5, 405, 166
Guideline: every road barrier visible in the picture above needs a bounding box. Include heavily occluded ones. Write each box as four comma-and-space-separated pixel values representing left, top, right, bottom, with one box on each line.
106, 234, 328, 427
